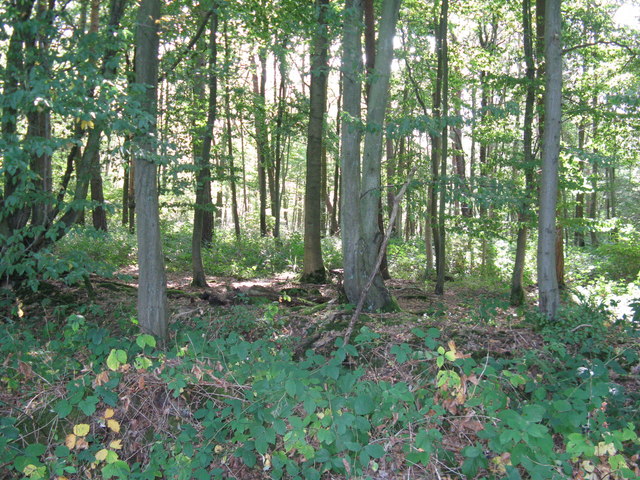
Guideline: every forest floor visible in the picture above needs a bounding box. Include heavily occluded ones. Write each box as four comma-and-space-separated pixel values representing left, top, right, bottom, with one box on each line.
6, 273, 640, 479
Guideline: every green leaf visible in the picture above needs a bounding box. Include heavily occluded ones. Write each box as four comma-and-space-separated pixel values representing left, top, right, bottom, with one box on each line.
365, 444, 385, 459
106, 349, 126, 371
136, 334, 156, 349
317, 428, 335, 445
462, 445, 482, 458
54, 400, 72, 418
25, 444, 46, 457
255, 436, 268, 455
78, 396, 99, 416
285, 379, 297, 397
54, 445, 70, 458
354, 394, 374, 415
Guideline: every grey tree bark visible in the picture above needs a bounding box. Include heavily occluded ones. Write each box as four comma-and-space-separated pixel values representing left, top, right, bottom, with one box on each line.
302, 0, 330, 283
340, 0, 364, 304
537, 0, 562, 320
359, 0, 401, 309
134, 0, 168, 343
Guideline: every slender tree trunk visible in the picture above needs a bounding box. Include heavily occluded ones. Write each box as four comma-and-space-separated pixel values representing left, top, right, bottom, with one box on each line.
435, 0, 449, 295
302, 0, 330, 283
134, 0, 167, 343
574, 121, 586, 246
510, 0, 536, 306
589, 158, 599, 246
192, 8, 218, 287
127, 143, 135, 233
252, 53, 269, 236
122, 160, 129, 226
537, 0, 562, 320
224, 21, 241, 240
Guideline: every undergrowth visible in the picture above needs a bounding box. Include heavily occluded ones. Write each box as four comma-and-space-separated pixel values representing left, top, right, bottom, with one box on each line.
1, 302, 639, 480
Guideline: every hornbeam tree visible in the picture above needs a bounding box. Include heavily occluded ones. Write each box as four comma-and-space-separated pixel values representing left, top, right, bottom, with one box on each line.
341, 0, 401, 311
134, 0, 168, 343
537, 0, 562, 319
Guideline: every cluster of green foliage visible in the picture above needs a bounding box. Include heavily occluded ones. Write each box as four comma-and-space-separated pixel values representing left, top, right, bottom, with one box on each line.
2, 300, 638, 480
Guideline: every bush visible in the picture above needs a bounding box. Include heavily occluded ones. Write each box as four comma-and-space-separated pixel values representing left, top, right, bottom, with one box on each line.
2, 307, 638, 480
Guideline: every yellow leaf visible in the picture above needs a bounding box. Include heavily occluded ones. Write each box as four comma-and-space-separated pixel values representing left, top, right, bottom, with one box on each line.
447, 340, 457, 353
95, 449, 109, 462
594, 442, 617, 456
23, 464, 37, 475
214, 445, 223, 454
73, 424, 91, 437
103, 408, 115, 419
107, 419, 120, 433
109, 439, 123, 450
57, 477, 69, 480
65, 434, 77, 449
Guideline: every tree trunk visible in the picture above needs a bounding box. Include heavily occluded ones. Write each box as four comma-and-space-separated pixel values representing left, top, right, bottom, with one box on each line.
191, 8, 218, 287
574, 121, 586, 246
510, 0, 536, 306
340, 0, 364, 304
301, 0, 330, 283
134, 0, 168, 343
224, 21, 241, 240
537, 0, 562, 320
359, 0, 401, 310
253, 53, 269, 236
434, 0, 449, 295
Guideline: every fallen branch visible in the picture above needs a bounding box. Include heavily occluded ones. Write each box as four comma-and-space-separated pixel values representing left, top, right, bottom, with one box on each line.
342, 166, 418, 347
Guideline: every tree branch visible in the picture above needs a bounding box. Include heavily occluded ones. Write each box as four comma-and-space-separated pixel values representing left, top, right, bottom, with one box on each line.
158, 8, 214, 82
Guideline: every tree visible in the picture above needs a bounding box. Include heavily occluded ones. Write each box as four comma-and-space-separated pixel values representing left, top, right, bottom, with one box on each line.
433, 0, 448, 295
510, 0, 537, 306
134, 0, 168, 343
340, 0, 364, 304
537, 0, 562, 319
192, 5, 218, 288
301, 0, 330, 283
341, 0, 401, 310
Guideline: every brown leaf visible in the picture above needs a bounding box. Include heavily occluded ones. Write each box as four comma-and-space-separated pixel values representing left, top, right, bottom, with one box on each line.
18, 361, 33, 380
93, 371, 109, 387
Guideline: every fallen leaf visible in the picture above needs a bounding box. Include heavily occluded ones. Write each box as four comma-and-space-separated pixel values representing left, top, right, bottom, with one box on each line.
103, 408, 115, 419
73, 424, 90, 437
107, 419, 120, 433
65, 434, 76, 449
18, 361, 33, 380
109, 439, 123, 450
76, 437, 89, 450
93, 371, 109, 387
95, 449, 108, 462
